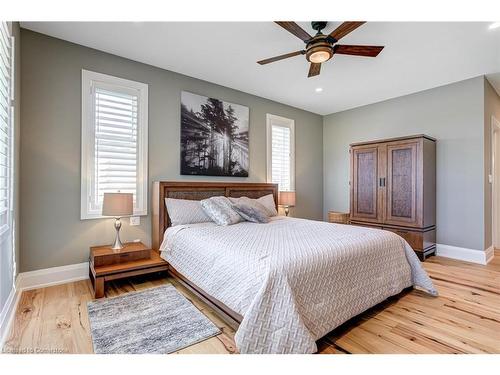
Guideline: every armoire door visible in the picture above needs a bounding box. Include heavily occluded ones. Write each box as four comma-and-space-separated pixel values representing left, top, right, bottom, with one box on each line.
385, 140, 421, 227
350, 145, 383, 223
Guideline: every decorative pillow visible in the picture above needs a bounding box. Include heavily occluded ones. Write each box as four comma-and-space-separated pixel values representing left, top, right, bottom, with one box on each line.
257, 194, 278, 216
165, 198, 212, 226
232, 202, 270, 223
229, 194, 278, 217
200, 196, 242, 226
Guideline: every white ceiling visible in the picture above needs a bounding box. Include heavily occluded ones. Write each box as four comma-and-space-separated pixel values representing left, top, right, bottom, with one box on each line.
21, 22, 500, 115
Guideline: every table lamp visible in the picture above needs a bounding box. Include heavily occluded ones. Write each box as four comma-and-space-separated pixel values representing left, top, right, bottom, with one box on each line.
102, 192, 133, 251
279, 191, 296, 217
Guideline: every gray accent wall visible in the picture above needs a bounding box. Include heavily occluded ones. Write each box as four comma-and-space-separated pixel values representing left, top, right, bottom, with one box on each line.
20, 29, 323, 272
323, 77, 486, 251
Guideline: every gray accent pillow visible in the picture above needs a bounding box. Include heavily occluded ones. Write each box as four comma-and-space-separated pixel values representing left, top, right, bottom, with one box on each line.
200, 196, 242, 226
165, 198, 212, 226
232, 202, 270, 223
229, 194, 278, 217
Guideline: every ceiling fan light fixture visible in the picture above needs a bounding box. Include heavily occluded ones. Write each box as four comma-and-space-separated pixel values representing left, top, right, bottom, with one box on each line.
306, 46, 333, 63
309, 50, 331, 63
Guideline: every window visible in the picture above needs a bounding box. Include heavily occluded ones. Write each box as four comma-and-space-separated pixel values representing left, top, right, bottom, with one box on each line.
0, 23, 14, 234
0, 21, 15, 309
81, 70, 148, 219
266, 114, 295, 191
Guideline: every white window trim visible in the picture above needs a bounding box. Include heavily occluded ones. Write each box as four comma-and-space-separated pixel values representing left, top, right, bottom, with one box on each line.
9, 28, 16, 283
266, 113, 295, 191
80, 70, 148, 220
0, 21, 17, 293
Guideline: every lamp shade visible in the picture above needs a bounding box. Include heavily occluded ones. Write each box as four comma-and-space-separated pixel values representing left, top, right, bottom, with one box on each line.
102, 193, 133, 217
279, 191, 296, 207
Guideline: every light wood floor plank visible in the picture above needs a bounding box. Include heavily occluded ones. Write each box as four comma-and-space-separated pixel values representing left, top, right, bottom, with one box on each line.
4, 251, 500, 354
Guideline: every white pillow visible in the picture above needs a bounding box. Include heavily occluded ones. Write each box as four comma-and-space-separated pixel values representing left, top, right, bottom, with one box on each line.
165, 198, 212, 226
200, 196, 242, 226
257, 194, 278, 216
229, 194, 278, 217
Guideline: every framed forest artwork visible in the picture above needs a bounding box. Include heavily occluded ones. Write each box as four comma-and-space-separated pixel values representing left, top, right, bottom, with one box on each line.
180, 91, 249, 177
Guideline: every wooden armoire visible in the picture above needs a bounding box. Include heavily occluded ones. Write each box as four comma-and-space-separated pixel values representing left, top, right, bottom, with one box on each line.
349, 135, 436, 260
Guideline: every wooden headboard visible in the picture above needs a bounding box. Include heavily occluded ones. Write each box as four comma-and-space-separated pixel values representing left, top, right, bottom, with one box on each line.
151, 181, 278, 251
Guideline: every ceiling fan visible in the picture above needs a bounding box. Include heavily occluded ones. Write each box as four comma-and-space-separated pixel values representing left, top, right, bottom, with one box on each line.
257, 21, 384, 78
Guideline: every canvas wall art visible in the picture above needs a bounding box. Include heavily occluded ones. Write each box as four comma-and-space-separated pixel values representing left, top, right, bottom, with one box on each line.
180, 91, 249, 177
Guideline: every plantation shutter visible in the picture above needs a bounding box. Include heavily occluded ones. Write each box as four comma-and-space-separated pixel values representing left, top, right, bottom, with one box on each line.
0, 21, 13, 234
81, 70, 148, 219
267, 114, 295, 192
271, 125, 292, 191
0, 21, 15, 312
92, 86, 139, 210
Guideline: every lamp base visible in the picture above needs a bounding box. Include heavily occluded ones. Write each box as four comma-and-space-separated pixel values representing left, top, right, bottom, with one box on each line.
111, 218, 124, 252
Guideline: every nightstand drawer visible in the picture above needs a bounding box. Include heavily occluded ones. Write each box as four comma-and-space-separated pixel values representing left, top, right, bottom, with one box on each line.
90, 242, 151, 267
93, 249, 151, 267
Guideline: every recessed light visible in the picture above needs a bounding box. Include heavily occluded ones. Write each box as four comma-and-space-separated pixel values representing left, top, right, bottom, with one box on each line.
489, 22, 500, 30
315, 87, 323, 93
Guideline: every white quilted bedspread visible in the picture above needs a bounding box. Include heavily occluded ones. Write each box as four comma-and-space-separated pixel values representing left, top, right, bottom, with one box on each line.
160, 217, 437, 354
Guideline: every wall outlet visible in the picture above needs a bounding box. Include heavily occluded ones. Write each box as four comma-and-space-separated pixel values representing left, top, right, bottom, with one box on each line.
489, 174, 493, 184
129, 216, 140, 226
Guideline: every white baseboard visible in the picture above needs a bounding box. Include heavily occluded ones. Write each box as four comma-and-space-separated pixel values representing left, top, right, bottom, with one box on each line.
436, 244, 492, 265
0, 262, 89, 350
485, 246, 495, 264
16, 262, 89, 291
0, 285, 21, 350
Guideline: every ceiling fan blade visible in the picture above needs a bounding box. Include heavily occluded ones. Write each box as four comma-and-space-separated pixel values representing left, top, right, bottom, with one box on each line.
329, 21, 366, 41
275, 21, 312, 42
257, 50, 305, 65
334, 45, 384, 57
308, 63, 321, 78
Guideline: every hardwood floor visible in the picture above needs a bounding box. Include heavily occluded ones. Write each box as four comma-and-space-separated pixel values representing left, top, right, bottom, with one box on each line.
4, 252, 500, 354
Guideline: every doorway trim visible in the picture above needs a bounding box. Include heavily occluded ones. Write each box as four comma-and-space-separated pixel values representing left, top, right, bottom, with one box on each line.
491, 115, 500, 252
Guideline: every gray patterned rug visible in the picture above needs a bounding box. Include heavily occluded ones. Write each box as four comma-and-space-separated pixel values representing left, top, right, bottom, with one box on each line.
87, 284, 221, 354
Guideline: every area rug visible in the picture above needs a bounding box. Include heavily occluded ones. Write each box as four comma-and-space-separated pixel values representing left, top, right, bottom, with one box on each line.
87, 284, 221, 354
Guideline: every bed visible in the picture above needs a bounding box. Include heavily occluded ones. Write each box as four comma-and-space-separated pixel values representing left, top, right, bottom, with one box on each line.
152, 181, 437, 354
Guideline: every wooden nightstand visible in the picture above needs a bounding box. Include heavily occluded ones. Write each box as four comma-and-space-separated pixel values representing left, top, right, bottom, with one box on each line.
328, 211, 350, 224
89, 242, 168, 298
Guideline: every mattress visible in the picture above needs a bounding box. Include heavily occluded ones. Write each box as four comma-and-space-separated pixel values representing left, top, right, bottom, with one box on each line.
160, 216, 437, 354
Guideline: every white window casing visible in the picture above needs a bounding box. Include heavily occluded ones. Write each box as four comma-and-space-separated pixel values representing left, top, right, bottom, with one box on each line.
81, 70, 148, 219
0, 21, 16, 302
266, 114, 295, 192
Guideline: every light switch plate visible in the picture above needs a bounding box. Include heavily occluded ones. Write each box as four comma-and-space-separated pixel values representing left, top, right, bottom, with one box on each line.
489, 174, 493, 184
130, 216, 140, 226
